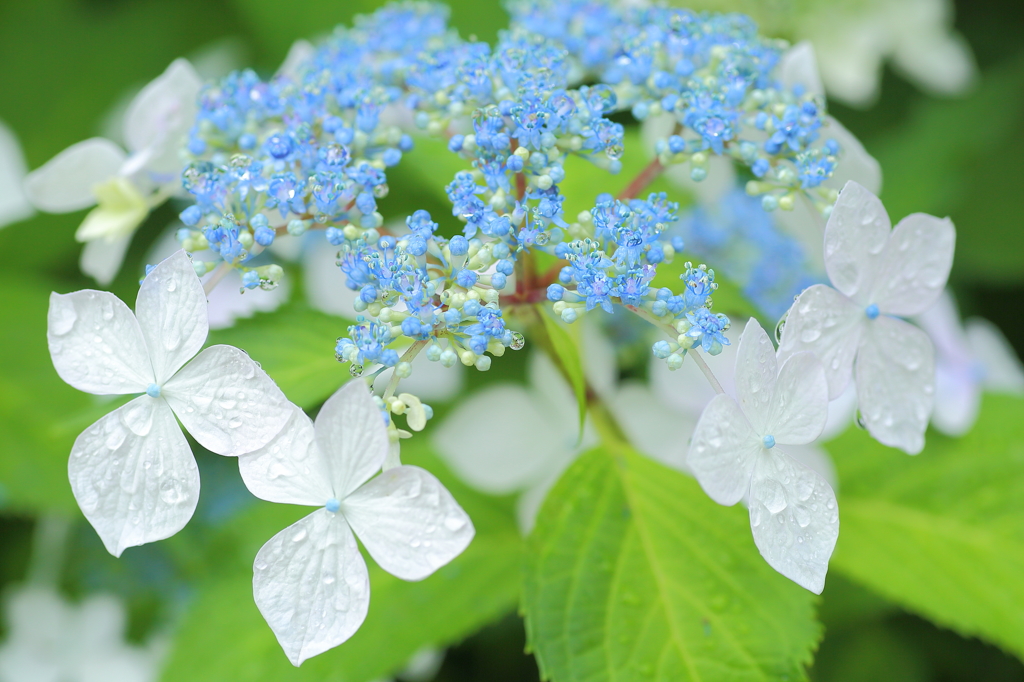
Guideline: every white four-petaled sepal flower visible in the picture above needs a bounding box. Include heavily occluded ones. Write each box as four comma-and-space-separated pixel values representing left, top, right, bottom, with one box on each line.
777, 180, 955, 454
47, 250, 289, 556
239, 381, 475, 666
688, 318, 838, 594
24, 59, 202, 285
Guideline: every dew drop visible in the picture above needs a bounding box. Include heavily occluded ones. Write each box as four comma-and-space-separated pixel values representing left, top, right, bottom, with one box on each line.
292, 529, 308, 543
510, 331, 525, 351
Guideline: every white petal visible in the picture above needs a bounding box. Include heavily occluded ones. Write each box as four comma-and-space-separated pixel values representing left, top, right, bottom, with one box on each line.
856, 316, 935, 454
687, 394, 760, 506
783, 443, 838, 491
967, 318, 1024, 393
205, 269, 290, 330
528, 348, 578, 426
315, 380, 390, 498
611, 382, 692, 473
821, 383, 858, 441
253, 509, 369, 666
822, 116, 882, 196
80, 234, 133, 286
768, 352, 828, 445
748, 449, 838, 594
778, 42, 825, 97
893, 32, 975, 96
123, 59, 201, 177
278, 40, 315, 80
823, 180, 891, 303
47, 290, 153, 395
871, 213, 955, 316
431, 384, 564, 494
24, 138, 126, 213
135, 250, 209, 383
69, 397, 199, 557
0, 120, 33, 228
931, 362, 980, 436
303, 237, 360, 317
812, 23, 885, 106
343, 465, 474, 581
238, 404, 334, 506
777, 284, 865, 399
581, 316, 617, 400
915, 290, 971, 363
74, 177, 149, 242
163, 345, 289, 456
734, 318, 777, 433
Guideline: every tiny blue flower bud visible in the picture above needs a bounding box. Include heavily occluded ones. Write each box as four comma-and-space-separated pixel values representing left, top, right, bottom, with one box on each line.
180, 205, 202, 226
448, 134, 465, 152
763, 435, 776, 449
382, 148, 402, 166
547, 284, 564, 301
399, 134, 414, 152
561, 307, 578, 323
761, 194, 779, 212
325, 498, 341, 513
652, 340, 673, 359
381, 349, 400, 366
491, 272, 507, 289
865, 304, 880, 319
426, 344, 442, 362
666, 353, 684, 370
326, 227, 345, 245
146, 383, 161, 398
690, 167, 707, 182
238, 133, 257, 150
359, 285, 377, 303
253, 225, 275, 246
241, 270, 261, 289
668, 135, 686, 154
449, 235, 469, 256
455, 269, 478, 288
463, 299, 481, 316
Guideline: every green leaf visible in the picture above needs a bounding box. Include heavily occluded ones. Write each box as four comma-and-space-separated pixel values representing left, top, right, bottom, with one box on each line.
868, 54, 1024, 283
0, 274, 112, 512
208, 302, 354, 409
536, 306, 588, 433
161, 442, 523, 682
523, 446, 821, 682
828, 394, 1024, 659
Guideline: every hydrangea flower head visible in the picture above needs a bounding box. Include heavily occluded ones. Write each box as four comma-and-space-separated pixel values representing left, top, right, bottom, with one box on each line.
47, 250, 289, 555
777, 180, 955, 454
688, 318, 838, 593
238, 381, 474, 665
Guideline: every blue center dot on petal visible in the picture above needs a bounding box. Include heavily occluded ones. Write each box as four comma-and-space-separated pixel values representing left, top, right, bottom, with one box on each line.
865, 304, 880, 320
763, 435, 776, 449
325, 498, 341, 513
146, 383, 161, 398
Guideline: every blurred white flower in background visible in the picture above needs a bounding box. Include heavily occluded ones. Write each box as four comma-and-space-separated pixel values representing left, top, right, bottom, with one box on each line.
675, 0, 976, 106
0, 586, 163, 682
0, 121, 33, 229
916, 291, 1024, 436
24, 59, 202, 285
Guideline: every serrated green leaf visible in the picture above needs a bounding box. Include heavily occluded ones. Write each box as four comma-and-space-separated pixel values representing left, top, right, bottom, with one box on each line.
828, 394, 1024, 659
523, 446, 821, 682
161, 442, 523, 682
208, 303, 354, 409
536, 306, 588, 433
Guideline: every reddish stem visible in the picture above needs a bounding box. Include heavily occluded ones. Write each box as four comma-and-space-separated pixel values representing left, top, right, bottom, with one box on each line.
617, 157, 664, 201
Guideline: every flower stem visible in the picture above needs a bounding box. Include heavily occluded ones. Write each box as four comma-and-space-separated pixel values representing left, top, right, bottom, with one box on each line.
202, 261, 232, 295
617, 157, 663, 201
625, 304, 725, 395
382, 339, 428, 401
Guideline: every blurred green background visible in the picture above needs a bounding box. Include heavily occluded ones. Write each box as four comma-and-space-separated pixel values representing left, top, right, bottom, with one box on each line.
0, 0, 1023, 680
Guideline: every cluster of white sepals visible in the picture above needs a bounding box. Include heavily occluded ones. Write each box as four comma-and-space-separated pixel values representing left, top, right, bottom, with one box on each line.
47, 250, 474, 666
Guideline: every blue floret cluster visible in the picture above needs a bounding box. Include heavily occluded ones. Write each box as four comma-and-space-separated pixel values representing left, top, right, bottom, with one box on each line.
173, 0, 851, 379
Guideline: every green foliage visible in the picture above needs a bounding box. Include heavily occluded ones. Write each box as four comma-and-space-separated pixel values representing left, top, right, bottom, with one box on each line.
869, 54, 1024, 283
209, 302, 354, 409
161, 443, 523, 681
828, 394, 1024, 658
536, 307, 588, 433
0, 275, 111, 512
523, 446, 821, 682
